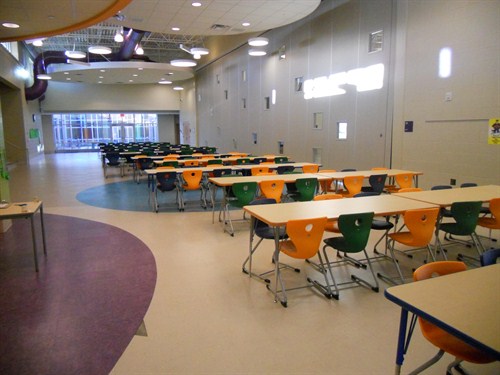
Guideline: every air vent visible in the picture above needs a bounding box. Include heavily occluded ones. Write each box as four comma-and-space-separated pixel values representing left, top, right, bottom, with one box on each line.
210, 24, 230, 30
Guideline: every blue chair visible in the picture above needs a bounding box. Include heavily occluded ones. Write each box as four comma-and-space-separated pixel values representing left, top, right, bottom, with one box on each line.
480, 248, 500, 266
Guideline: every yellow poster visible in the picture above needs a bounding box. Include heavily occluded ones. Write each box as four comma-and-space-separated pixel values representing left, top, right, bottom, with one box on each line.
488, 118, 500, 144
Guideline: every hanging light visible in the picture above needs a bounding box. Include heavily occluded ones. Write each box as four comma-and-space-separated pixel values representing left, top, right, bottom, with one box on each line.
190, 47, 209, 60
170, 59, 197, 67
248, 37, 269, 47
65, 50, 86, 59
173, 86, 184, 91
88, 46, 112, 55
32, 39, 44, 47
135, 44, 144, 55
114, 27, 124, 43
248, 49, 266, 56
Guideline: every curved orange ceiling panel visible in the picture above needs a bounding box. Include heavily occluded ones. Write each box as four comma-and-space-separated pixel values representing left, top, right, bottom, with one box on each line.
0, 0, 132, 42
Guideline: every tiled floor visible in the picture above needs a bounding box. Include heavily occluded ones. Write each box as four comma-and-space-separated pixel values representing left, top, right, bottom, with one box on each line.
5, 153, 500, 374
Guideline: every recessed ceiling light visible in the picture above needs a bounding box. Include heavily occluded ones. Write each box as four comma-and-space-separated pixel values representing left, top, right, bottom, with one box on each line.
63, 72, 69, 75
99, 76, 104, 79
138, 68, 144, 71
158, 80, 172, 85
173, 86, 184, 91
65, 50, 86, 59
242, 22, 250, 27
129, 80, 134, 82
167, 72, 174, 75
66, 78, 71, 81
248, 37, 269, 47
170, 59, 196, 67
133, 74, 138, 77
98, 81, 103, 84
248, 49, 267, 56
32, 39, 44, 46
192, 2, 202, 6
172, 27, 180, 31
2, 22, 20, 28
88, 46, 112, 55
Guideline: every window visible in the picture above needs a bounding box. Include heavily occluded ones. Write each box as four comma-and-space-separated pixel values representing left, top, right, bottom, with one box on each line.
337, 122, 348, 140
52, 113, 159, 151
369, 30, 383, 53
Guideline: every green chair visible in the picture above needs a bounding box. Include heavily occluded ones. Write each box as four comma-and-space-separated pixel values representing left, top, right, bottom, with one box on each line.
162, 160, 179, 168
222, 182, 257, 236
207, 159, 223, 165
318, 212, 379, 299
287, 178, 318, 201
436, 201, 484, 262
236, 158, 251, 165
274, 156, 288, 163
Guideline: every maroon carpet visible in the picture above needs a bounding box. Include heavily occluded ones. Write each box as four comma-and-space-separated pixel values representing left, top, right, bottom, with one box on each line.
0, 214, 157, 375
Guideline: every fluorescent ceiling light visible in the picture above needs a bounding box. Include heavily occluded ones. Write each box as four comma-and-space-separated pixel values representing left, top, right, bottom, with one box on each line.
36, 74, 52, 80
65, 50, 86, 59
248, 49, 266, 56
242, 22, 250, 27
173, 87, 184, 91
248, 37, 269, 47
170, 59, 196, 67
88, 46, 112, 55
2, 22, 20, 28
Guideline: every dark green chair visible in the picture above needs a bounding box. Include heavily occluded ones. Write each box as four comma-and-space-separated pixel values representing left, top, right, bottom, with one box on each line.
207, 159, 223, 165
436, 201, 484, 262
318, 212, 379, 299
287, 178, 318, 201
274, 156, 288, 163
162, 160, 179, 168
222, 182, 257, 236
236, 158, 251, 165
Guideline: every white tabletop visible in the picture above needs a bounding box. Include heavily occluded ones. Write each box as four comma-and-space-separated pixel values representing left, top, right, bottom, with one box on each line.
395, 185, 500, 207
243, 194, 438, 226
385, 263, 500, 358
232, 162, 318, 170
0, 200, 42, 218
316, 169, 423, 180
209, 172, 328, 187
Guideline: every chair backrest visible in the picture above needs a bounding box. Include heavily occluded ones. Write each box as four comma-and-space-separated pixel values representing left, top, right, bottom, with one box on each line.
398, 187, 422, 193
431, 185, 452, 190
341, 168, 357, 172
488, 198, 500, 220
343, 175, 364, 197
395, 173, 413, 189
259, 180, 285, 203
368, 174, 387, 193
313, 193, 343, 201
137, 157, 153, 170
371, 167, 388, 171
284, 217, 328, 259
156, 171, 177, 192
207, 159, 222, 165
353, 191, 380, 197
403, 207, 440, 246
183, 159, 199, 167
182, 169, 203, 190
480, 248, 500, 266
252, 157, 267, 164
413, 261, 466, 282
211, 168, 232, 177
251, 166, 270, 176
231, 182, 258, 206
237, 158, 251, 165
277, 165, 295, 174
460, 182, 477, 188
449, 201, 482, 235
294, 178, 318, 201
162, 160, 179, 168
337, 212, 375, 253
106, 153, 121, 164
274, 156, 288, 163
302, 164, 319, 173
248, 198, 277, 231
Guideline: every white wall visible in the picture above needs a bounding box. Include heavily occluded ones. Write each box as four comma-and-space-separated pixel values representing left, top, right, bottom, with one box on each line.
392, 0, 500, 188
157, 114, 178, 144
195, 0, 500, 188
41, 82, 181, 112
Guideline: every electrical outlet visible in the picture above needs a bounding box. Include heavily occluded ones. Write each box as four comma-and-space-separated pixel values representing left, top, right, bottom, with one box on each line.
445, 92, 452, 101
450, 178, 456, 186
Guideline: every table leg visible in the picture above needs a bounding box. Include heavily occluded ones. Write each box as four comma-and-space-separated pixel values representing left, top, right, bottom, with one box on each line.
395, 308, 409, 375
39, 204, 47, 255
30, 216, 39, 272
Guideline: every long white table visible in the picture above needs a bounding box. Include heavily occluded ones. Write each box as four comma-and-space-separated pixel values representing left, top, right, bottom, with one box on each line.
243, 194, 439, 306
384, 263, 500, 374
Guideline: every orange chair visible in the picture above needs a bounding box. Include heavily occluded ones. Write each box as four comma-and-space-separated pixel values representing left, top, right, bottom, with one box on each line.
302, 164, 319, 173
397, 187, 422, 193
318, 169, 336, 194
378, 207, 440, 284
251, 166, 270, 176
386, 173, 414, 193
270, 217, 330, 307
313, 194, 343, 232
177, 169, 206, 211
478, 198, 500, 239
410, 261, 496, 374
258, 180, 285, 203
183, 159, 199, 167
339, 175, 364, 197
